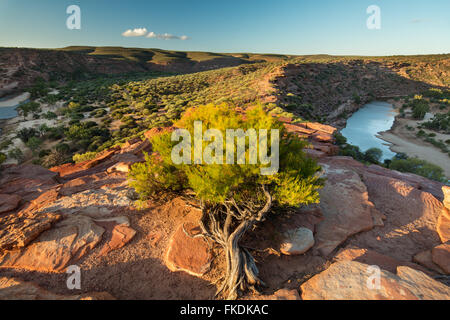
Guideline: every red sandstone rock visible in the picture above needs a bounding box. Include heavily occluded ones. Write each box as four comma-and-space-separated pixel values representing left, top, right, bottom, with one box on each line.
83, 147, 120, 169
0, 277, 115, 300
122, 137, 142, 148
314, 162, 379, 256
437, 207, 450, 243
276, 116, 293, 124
0, 164, 59, 201
311, 142, 339, 156
99, 224, 136, 256
247, 288, 300, 300
365, 164, 445, 201
0, 209, 61, 251
335, 246, 430, 274
413, 250, 445, 274
284, 123, 315, 135
300, 261, 450, 300
432, 243, 450, 274
165, 222, 212, 277
20, 188, 60, 215
349, 172, 443, 262
50, 162, 86, 178
442, 186, 449, 208
144, 127, 175, 141
147, 231, 162, 247
119, 139, 151, 155
303, 122, 337, 135
0, 194, 21, 214
304, 148, 327, 159
311, 131, 334, 143
0, 215, 104, 272
289, 206, 324, 232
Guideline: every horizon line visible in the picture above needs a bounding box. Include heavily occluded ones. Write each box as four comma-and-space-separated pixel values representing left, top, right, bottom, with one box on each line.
1, 45, 449, 58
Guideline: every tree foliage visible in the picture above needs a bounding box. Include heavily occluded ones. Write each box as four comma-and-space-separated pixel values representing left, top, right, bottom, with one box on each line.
389, 157, 446, 182
129, 103, 323, 299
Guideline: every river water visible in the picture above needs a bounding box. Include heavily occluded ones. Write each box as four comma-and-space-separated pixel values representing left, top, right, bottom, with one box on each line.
0, 92, 30, 120
341, 101, 398, 161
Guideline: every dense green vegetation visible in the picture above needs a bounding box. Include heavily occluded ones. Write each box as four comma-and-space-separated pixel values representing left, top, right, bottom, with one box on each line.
389, 157, 446, 182
409, 95, 430, 120
1, 49, 448, 176
422, 112, 450, 133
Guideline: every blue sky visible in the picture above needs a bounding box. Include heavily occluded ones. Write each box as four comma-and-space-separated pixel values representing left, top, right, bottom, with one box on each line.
0, 0, 449, 55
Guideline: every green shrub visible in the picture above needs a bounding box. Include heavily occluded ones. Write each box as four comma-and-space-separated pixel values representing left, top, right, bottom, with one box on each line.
352, 93, 361, 104
410, 97, 430, 120
73, 151, 97, 163
41, 149, 70, 168
339, 144, 365, 162
390, 158, 446, 182
333, 132, 347, 145
17, 128, 38, 143
363, 148, 382, 164
43, 111, 57, 120
128, 103, 323, 299
26, 136, 42, 152
8, 148, 24, 163
17, 101, 40, 118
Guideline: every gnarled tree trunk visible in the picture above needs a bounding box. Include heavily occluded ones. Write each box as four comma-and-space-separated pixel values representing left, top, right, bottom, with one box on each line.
194, 184, 272, 300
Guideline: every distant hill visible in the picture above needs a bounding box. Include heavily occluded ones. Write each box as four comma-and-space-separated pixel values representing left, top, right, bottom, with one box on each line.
0, 46, 296, 96
59, 46, 295, 65
0, 46, 448, 100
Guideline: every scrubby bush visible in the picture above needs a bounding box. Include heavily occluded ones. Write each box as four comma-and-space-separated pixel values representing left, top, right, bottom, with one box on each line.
26, 136, 42, 152
41, 148, 70, 168
73, 151, 97, 163
29, 77, 49, 99
8, 148, 24, 163
410, 97, 430, 120
65, 121, 110, 151
129, 103, 323, 299
43, 111, 57, 120
422, 112, 450, 133
390, 158, 446, 182
17, 101, 40, 118
363, 148, 382, 164
339, 144, 365, 162
17, 128, 38, 143
352, 92, 361, 104
333, 132, 347, 145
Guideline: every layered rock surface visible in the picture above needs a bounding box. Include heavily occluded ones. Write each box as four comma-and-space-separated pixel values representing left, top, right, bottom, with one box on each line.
300, 261, 450, 300
0, 123, 449, 300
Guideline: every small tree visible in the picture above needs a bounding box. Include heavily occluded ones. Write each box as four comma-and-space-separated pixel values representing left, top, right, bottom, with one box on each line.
363, 147, 382, 164
8, 148, 24, 163
26, 136, 42, 153
129, 103, 323, 299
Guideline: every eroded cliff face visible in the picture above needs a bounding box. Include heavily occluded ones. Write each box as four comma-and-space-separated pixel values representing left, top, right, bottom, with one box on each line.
0, 119, 448, 300
272, 58, 449, 124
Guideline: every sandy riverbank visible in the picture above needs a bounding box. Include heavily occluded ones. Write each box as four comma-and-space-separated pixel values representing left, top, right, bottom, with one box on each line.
0, 92, 30, 107
0, 97, 65, 165
378, 100, 450, 178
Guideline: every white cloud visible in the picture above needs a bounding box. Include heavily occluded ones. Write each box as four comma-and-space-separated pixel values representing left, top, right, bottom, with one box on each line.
122, 28, 148, 37
146, 32, 189, 40
121, 28, 189, 40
